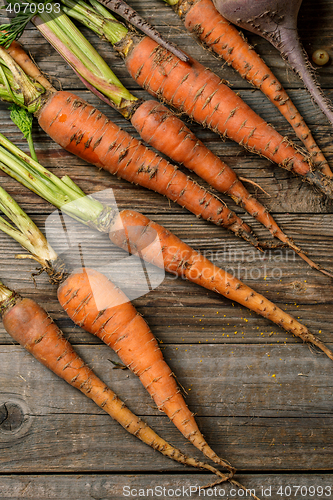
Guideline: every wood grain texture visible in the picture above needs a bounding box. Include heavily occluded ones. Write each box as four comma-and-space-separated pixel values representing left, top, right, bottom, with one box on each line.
0, 474, 332, 500
1, 343, 333, 471
0, 0, 333, 492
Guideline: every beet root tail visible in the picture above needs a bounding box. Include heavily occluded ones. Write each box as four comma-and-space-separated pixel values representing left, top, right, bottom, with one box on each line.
279, 31, 333, 127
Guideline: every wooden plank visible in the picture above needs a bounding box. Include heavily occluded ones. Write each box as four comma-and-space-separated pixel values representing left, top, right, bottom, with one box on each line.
1, 212, 333, 295
0, 289, 332, 345
0, 410, 332, 471
0, 0, 333, 485
2, 343, 333, 419
1, 474, 333, 500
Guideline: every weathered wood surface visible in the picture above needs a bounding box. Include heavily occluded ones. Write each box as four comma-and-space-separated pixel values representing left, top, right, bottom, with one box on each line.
1, 474, 333, 500
1, 0, 333, 495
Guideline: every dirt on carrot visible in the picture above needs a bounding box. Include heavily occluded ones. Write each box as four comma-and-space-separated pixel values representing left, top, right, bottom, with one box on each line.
0, 283, 232, 479
115, 34, 333, 198
170, 0, 332, 176
57, 267, 234, 473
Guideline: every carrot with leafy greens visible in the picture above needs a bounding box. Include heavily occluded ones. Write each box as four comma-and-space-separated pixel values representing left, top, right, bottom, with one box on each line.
53, 0, 333, 198
0, 42, 259, 248
0, 279, 237, 481
58, 266, 236, 473
4, 39, 333, 273
0, 132, 332, 361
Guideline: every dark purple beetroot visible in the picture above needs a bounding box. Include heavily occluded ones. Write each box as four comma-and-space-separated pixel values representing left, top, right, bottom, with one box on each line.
212, 0, 333, 126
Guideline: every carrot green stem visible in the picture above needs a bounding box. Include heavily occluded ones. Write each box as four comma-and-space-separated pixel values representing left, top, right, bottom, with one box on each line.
0, 132, 107, 225
61, 0, 189, 61
26, 132, 37, 161
33, 8, 135, 107
88, 0, 119, 18
0, 278, 21, 316
163, 0, 178, 5
61, 0, 128, 44
0, 280, 14, 303
0, 184, 58, 266
61, 175, 87, 196
0, 2, 137, 110
0, 46, 44, 112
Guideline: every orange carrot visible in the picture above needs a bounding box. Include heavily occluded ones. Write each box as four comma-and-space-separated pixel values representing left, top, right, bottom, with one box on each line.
0, 281, 232, 479
130, 101, 309, 251
36, 90, 257, 246
115, 35, 333, 198
167, 0, 332, 176
106, 208, 333, 361
0, 183, 235, 474
36, 91, 333, 276
57, 267, 234, 472
5, 40, 331, 273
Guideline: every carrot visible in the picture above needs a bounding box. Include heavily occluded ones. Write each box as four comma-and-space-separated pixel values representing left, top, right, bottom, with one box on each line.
114, 34, 333, 199
1, 134, 333, 360
57, 267, 234, 472
36, 90, 257, 246
0, 280, 232, 480
2, 32, 331, 271
107, 208, 333, 361
0, 181, 235, 474
0, 45, 258, 248
163, 0, 332, 177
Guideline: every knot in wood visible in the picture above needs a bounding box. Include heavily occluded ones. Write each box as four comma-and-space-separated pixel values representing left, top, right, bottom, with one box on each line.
0, 402, 25, 432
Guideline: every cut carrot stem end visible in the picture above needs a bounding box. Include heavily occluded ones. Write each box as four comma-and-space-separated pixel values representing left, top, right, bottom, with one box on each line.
0, 281, 15, 303
86, 0, 189, 61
